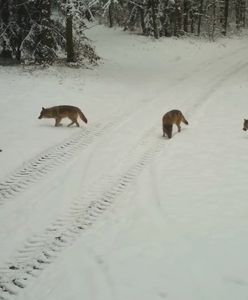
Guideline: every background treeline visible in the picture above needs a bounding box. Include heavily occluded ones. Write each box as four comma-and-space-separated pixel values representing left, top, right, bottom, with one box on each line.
0, 0, 247, 65
102, 0, 247, 38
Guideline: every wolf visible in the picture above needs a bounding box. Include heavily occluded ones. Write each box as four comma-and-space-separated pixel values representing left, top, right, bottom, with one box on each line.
38, 105, 88, 127
243, 119, 248, 131
162, 109, 188, 139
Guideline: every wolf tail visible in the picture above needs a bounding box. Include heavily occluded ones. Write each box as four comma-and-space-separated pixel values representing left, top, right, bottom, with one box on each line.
182, 114, 189, 125
78, 108, 88, 124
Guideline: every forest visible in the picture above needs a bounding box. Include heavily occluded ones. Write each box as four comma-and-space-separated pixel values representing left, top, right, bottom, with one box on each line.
0, 0, 247, 65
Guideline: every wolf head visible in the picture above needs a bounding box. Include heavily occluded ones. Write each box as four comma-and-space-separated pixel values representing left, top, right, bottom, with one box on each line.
243, 119, 248, 131
38, 107, 49, 119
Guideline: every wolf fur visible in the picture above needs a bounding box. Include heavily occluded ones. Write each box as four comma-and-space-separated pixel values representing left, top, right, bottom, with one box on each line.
162, 109, 188, 139
38, 105, 88, 127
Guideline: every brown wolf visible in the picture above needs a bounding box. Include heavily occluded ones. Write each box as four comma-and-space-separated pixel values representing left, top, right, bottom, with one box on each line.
38, 105, 88, 127
243, 119, 248, 131
162, 109, 188, 139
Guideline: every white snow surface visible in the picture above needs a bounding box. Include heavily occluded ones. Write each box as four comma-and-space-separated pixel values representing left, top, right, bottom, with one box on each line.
1, 26, 248, 300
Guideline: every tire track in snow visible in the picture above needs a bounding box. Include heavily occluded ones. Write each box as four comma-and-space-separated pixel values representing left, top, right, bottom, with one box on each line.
1, 56, 248, 298
188, 61, 248, 116
0, 126, 165, 299
0, 44, 245, 208
0, 123, 109, 206
0, 111, 135, 207
0, 45, 247, 299
149, 59, 248, 222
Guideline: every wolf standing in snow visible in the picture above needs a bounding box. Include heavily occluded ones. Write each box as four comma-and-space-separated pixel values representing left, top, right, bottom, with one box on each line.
243, 119, 248, 131
162, 109, 188, 139
38, 105, 88, 127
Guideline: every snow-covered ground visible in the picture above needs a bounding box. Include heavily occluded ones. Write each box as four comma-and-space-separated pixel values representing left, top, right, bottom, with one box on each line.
1, 26, 248, 300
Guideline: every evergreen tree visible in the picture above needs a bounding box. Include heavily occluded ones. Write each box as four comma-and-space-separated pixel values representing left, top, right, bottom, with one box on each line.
0, 0, 99, 65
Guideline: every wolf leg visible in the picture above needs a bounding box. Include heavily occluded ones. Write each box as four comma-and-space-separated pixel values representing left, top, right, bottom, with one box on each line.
67, 121, 75, 127
68, 116, 78, 127
167, 125, 173, 138
163, 124, 166, 137
55, 117, 62, 127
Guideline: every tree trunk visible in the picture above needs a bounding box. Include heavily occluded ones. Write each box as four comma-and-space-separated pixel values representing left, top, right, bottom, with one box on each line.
109, 0, 114, 28
139, 7, 146, 35
66, 15, 75, 62
197, 0, 204, 36
210, 0, 216, 41
235, 0, 246, 30
183, 0, 189, 33
191, 17, 194, 33
151, 0, 159, 38
223, 0, 229, 35
173, 3, 180, 36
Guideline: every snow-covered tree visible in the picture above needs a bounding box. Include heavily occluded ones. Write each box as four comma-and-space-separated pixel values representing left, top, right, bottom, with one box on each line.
0, 0, 58, 63
90, 0, 247, 38
0, 0, 99, 65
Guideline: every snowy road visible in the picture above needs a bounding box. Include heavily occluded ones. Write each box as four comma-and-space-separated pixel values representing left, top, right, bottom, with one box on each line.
1, 26, 248, 300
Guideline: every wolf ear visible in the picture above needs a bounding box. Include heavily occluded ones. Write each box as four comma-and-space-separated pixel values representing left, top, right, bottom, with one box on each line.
42, 107, 45, 110
244, 119, 247, 122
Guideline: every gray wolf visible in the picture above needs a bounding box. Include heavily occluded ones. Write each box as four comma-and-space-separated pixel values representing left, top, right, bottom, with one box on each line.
38, 105, 88, 127
162, 109, 188, 139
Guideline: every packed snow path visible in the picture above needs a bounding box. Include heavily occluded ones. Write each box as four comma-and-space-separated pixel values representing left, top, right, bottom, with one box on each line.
1, 27, 248, 300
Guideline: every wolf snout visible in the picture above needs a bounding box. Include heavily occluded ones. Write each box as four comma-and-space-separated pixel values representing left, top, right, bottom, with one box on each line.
243, 128, 247, 131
